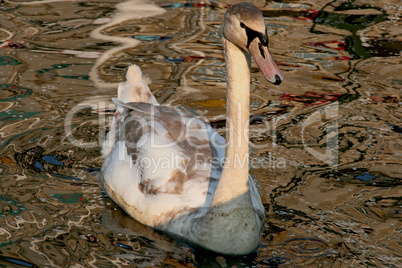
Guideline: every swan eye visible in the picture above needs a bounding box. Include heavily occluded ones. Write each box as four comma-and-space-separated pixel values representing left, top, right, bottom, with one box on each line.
242, 23, 269, 49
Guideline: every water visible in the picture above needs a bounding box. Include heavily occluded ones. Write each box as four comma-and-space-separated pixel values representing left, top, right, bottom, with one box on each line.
0, 0, 401, 267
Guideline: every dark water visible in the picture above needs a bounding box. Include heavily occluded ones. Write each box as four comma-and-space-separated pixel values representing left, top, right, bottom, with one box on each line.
0, 0, 401, 267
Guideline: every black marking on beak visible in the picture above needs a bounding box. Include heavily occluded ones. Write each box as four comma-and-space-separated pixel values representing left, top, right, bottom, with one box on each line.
274, 74, 282, 85
258, 43, 265, 59
241, 22, 268, 49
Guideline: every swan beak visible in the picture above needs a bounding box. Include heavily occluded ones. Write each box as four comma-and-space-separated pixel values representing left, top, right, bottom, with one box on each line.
248, 40, 283, 85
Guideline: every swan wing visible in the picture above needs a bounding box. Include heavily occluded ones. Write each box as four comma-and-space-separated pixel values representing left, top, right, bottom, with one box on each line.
101, 102, 225, 227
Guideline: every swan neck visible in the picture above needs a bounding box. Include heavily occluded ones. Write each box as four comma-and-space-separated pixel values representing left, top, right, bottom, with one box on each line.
210, 38, 251, 205
225, 38, 251, 170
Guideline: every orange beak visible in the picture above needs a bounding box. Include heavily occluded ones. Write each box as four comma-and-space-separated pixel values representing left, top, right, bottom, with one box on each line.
248, 38, 283, 85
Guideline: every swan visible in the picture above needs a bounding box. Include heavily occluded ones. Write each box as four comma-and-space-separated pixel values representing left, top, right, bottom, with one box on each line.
100, 2, 283, 255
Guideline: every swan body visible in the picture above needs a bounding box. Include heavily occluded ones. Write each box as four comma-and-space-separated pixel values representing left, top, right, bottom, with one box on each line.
100, 2, 283, 255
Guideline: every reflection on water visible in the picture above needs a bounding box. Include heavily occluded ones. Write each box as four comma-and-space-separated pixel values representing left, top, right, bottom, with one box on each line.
0, 0, 400, 266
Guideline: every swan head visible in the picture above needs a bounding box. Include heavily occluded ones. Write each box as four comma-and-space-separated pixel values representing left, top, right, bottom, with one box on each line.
223, 2, 284, 85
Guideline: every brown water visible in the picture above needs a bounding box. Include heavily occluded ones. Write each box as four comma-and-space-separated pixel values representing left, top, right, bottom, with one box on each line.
0, 0, 401, 267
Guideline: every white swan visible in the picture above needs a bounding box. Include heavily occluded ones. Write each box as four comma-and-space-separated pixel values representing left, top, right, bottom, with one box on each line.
100, 2, 283, 255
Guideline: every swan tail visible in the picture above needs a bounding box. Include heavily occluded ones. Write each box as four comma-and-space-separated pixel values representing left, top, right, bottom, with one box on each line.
103, 65, 159, 158
117, 64, 159, 105
126, 64, 143, 84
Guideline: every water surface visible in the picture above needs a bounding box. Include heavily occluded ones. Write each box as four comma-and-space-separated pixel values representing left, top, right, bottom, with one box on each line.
0, 0, 401, 267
